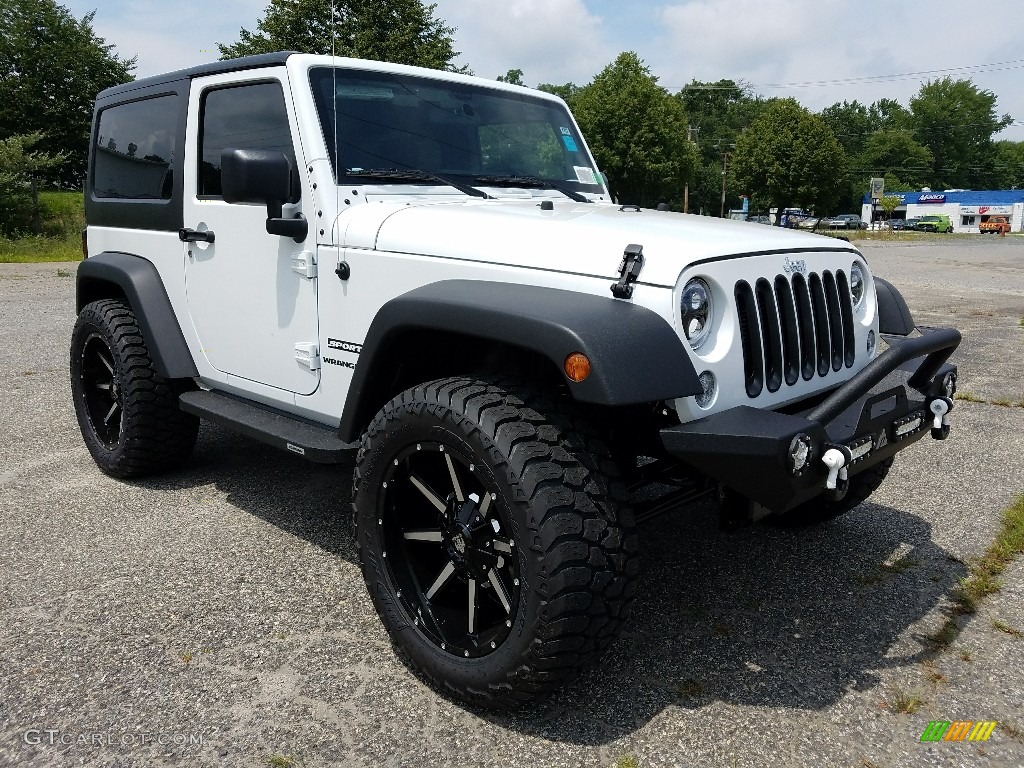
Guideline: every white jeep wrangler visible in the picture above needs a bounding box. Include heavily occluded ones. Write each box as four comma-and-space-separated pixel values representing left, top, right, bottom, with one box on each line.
72, 52, 961, 709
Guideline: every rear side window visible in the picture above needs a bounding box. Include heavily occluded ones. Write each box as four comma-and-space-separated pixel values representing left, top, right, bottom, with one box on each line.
93, 95, 179, 199
198, 82, 295, 197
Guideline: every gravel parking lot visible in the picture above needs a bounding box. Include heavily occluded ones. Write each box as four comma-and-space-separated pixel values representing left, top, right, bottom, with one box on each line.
1, 236, 1022, 768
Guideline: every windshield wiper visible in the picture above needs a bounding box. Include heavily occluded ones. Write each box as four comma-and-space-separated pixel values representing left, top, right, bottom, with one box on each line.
470, 174, 592, 203
344, 168, 491, 199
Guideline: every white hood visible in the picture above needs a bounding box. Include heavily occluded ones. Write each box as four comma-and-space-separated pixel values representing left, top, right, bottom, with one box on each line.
338, 199, 857, 287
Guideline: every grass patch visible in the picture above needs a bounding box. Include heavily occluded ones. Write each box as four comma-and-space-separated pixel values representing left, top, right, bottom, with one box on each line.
615, 756, 640, 768
992, 398, 1015, 407
959, 649, 973, 662
181, 651, 193, 664
954, 391, 985, 403
889, 687, 924, 714
992, 619, 1024, 637
950, 494, 1024, 615
267, 755, 296, 768
922, 660, 946, 684
928, 617, 960, 648
1, 190, 83, 263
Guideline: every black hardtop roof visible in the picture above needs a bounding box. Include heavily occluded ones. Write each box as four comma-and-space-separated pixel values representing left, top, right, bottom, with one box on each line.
97, 51, 297, 101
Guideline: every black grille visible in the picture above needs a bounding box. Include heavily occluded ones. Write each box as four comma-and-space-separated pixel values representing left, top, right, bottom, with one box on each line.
737, 268, 856, 398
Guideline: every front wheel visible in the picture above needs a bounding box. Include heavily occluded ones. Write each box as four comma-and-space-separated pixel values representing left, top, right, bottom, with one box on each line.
353, 378, 639, 709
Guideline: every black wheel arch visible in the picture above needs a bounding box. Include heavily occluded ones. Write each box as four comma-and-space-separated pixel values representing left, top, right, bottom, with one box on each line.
338, 280, 701, 443
76, 251, 198, 379
874, 276, 916, 336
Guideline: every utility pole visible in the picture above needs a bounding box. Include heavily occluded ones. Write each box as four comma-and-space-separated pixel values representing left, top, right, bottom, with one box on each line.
719, 151, 730, 219
685, 125, 699, 215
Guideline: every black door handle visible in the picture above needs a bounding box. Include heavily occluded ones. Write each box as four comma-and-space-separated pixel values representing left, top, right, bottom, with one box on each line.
179, 228, 216, 243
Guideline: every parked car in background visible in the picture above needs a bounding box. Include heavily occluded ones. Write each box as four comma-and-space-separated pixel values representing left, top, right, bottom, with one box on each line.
746, 215, 771, 225
795, 216, 820, 229
979, 216, 1010, 235
825, 214, 866, 229
915, 214, 953, 233
891, 218, 919, 231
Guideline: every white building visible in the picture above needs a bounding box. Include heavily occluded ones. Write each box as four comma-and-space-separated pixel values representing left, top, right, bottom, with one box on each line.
862, 190, 1024, 233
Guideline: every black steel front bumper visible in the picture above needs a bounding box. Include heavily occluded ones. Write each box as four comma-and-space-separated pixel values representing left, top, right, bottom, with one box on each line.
660, 326, 961, 513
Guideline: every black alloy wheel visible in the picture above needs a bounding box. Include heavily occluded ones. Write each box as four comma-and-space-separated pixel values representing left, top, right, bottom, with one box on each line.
79, 332, 123, 448
379, 440, 521, 658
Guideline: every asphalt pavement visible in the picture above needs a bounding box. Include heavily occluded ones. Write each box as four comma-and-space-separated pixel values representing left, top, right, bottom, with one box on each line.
1, 235, 1022, 768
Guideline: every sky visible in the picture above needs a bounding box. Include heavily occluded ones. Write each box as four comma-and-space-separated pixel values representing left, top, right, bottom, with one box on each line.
67, 0, 1024, 141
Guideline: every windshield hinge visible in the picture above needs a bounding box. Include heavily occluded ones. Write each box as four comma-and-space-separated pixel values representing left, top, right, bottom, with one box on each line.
611, 244, 644, 299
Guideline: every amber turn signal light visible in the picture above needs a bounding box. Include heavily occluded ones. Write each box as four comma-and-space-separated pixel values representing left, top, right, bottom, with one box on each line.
564, 352, 591, 382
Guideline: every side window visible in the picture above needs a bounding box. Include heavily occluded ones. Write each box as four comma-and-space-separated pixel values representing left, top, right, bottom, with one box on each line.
93, 95, 178, 199
199, 81, 296, 197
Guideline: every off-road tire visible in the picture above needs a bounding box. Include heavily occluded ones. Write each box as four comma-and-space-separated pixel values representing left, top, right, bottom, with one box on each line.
352, 377, 640, 710
772, 457, 895, 527
70, 299, 198, 478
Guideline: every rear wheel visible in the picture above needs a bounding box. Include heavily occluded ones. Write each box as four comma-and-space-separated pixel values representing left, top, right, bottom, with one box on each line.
771, 457, 894, 528
353, 377, 639, 709
70, 299, 198, 477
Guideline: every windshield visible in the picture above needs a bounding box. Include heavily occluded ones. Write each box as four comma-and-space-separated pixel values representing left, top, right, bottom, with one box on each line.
309, 67, 604, 194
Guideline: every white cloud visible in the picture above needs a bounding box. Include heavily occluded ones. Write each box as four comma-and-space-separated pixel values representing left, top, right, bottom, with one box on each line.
434, 0, 616, 85
648, 0, 1023, 138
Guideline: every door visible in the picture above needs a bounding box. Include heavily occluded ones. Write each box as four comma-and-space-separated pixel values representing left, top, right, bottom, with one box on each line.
183, 74, 320, 396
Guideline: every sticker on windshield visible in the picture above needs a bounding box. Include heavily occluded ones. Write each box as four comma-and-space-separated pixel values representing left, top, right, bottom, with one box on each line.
560, 126, 571, 135
574, 166, 597, 184
562, 135, 579, 152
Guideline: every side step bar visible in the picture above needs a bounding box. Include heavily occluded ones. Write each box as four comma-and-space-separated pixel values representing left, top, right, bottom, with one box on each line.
179, 390, 357, 464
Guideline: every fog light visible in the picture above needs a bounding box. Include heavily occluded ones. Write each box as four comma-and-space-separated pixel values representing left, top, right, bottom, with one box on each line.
789, 434, 812, 475
695, 370, 717, 409
867, 330, 876, 357
894, 412, 924, 439
564, 352, 591, 382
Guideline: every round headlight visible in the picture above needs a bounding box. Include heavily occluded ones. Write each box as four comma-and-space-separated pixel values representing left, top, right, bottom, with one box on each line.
681, 278, 714, 350
850, 262, 866, 308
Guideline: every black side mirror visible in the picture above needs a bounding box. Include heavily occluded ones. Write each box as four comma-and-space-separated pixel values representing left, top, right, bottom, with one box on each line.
221, 148, 307, 242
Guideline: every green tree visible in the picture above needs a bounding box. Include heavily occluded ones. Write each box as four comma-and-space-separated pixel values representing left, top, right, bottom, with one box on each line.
571, 53, 697, 208
730, 98, 847, 222
218, 0, 465, 71
993, 140, 1024, 189
909, 77, 1012, 189
820, 100, 873, 158
496, 68, 524, 86
678, 79, 765, 214
0, 133, 67, 234
0, 0, 135, 185
537, 82, 580, 102
858, 129, 933, 189
868, 98, 913, 132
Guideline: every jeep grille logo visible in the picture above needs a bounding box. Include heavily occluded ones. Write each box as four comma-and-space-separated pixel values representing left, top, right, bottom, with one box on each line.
783, 257, 807, 275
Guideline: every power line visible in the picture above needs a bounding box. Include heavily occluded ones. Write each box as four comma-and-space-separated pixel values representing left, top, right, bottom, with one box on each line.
671, 58, 1024, 92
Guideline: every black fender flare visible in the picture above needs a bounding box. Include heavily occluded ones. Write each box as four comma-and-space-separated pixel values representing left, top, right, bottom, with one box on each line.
76, 251, 199, 379
874, 277, 916, 336
338, 280, 701, 442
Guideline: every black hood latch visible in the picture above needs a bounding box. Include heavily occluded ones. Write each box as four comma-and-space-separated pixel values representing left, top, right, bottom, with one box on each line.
611, 243, 645, 299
